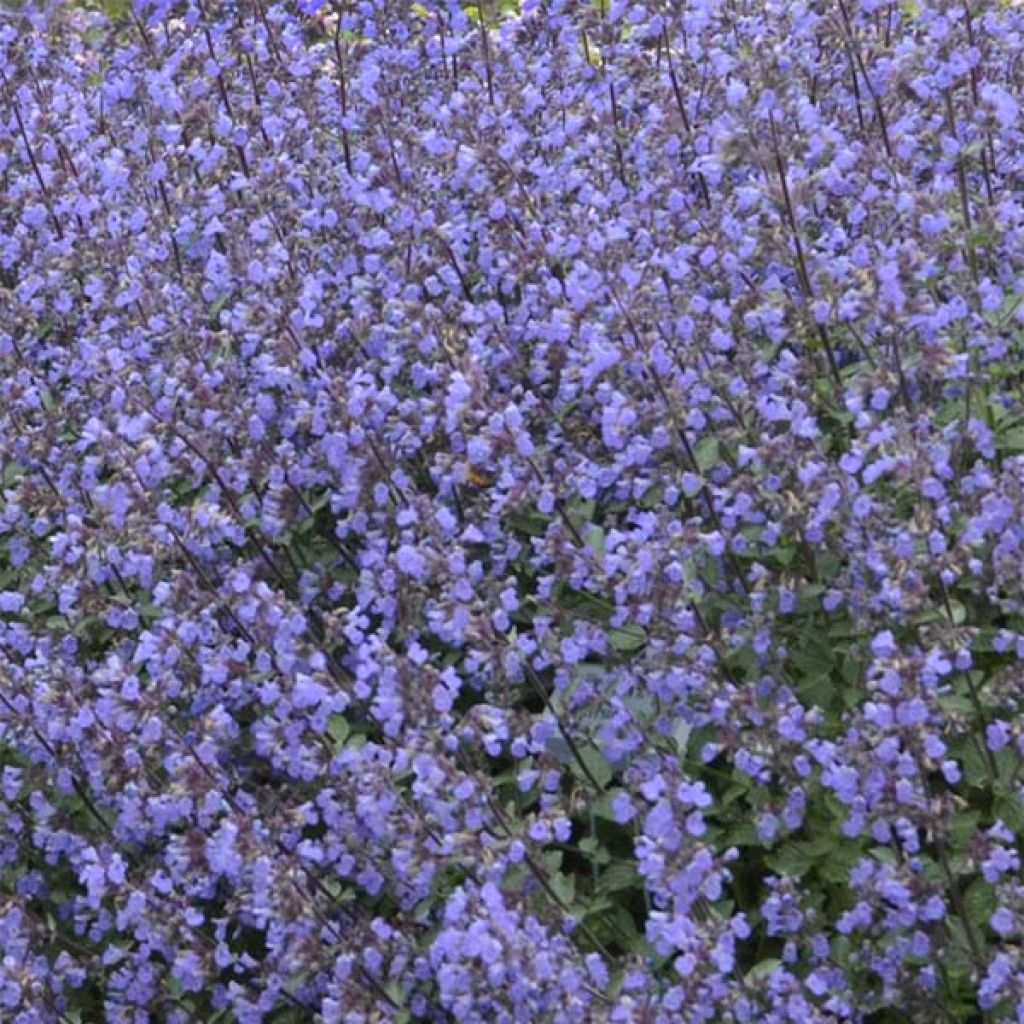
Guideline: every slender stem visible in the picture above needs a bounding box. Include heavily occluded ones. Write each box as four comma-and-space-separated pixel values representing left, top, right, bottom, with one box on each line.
768, 111, 842, 389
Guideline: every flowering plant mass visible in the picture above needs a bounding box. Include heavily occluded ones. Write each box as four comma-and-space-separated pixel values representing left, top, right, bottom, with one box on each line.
2, 0, 1024, 1020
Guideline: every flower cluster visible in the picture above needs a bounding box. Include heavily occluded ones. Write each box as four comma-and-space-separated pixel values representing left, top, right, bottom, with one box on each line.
2, 0, 1024, 1020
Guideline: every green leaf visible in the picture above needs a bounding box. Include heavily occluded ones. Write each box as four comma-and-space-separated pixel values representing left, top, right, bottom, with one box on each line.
949, 811, 983, 851
598, 861, 640, 895
694, 437, 720, 472
964, 878, 997, 931
817, 844, 863, 884
726, 822, 764, 847
767, 543, 797, 567
672, 719, 692, 756
536, 852, 564, 886
796, 583, 827, 613
938, 693, 974, 717
745, 958, 782, 983
945, 918, 978, 974
958, 742, 992, 789
997, 427, 1024, 453
550, 871, 575, 905
638, 484, 665, 509
869, 845, 900, 867
1, 461, 23, 487
577, 837, 610, 864
557, 585, 615, 622
994, 784, 1024, 832
567, 499, 596, 524
765, 842, 816, 878
608, 624, 646, 653
584, 903, 644, 954
795, 672, 835, 710
575, 747, 612, 789
720, 781, 750, 807
507, 510, 551, 536
327, 715, 350, 748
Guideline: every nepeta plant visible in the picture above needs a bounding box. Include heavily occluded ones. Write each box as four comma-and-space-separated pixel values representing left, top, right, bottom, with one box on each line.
1, 0, 1024, 1020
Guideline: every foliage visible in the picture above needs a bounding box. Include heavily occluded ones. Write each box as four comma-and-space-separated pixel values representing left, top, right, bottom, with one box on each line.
1, 0, 1024, 1021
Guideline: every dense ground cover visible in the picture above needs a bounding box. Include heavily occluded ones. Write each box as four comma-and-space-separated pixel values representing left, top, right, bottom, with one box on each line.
2, 0, 1024, 1020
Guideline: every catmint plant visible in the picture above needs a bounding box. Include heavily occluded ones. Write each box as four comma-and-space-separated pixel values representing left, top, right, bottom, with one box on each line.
1, 0, 1024, 1021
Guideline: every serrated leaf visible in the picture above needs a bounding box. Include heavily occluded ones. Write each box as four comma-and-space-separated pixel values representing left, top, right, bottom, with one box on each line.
557, 585, 614, 622
765, 842, 815, 878
964, 878, 997, 930
726, 822, 763, 847
994, 787, 1024, 831
959, 742, 992, 789
550, 871, 575, 905
997, 427, 1024, 453
598, 861, 639, 895
949, 811, 982, 851
541, 850, 563, 874
508, 510, 551, 536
